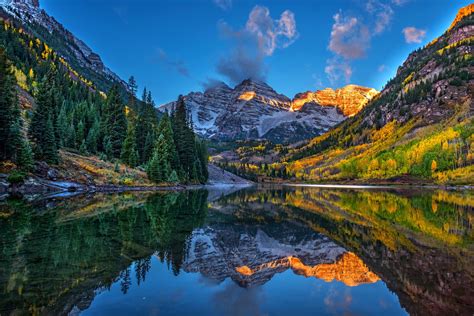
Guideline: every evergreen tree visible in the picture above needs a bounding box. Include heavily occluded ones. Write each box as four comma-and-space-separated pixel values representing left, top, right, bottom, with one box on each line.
147, 134, 171, 183
127, 76, 138, 107
101, 85, 126, 158
86, 119, 100, 153
7, 120, 21, 161
56, 104, 68, 147
42, 114, 59, 164
135, 88, 158, 164
0, 48, 20, 160
143, 130, 155, 166
30, 66, 59, 161
17, 139, 34, 171
171, 95, 207, 183
146, 150, 162, 183
157, 113, 179, 173
121, 120, 138, 167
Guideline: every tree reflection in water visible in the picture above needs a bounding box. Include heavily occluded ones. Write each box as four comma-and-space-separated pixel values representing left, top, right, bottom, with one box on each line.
0, 186, 472, 316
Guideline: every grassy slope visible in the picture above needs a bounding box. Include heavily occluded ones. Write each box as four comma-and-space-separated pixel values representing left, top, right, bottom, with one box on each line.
57, 151, 154, 186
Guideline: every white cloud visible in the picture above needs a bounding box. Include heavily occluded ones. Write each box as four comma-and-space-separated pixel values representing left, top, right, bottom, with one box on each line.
325, 58, 353, 85
378, 64, 387, 72
328, 12, 370, 59
402, 27, 426, 43
213, 0, 232, 11
326, 1, 399, 85
216, 6, 298, 84
246, 6, 298, 56
366, 0, 393, 35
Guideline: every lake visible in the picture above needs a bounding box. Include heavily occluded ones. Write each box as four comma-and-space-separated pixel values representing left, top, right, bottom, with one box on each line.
0, 185, 472, 315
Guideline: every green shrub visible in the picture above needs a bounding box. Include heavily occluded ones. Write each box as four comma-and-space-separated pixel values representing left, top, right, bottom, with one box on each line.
8, 171, 26, 184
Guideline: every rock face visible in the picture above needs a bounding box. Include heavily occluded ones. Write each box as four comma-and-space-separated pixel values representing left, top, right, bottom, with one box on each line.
182, 221, 379, 287
206, 164, 253, 185
0, 0, 127, 91
160, 80, 376, 143
292, 85, 379, 116
447, 3, 474, 31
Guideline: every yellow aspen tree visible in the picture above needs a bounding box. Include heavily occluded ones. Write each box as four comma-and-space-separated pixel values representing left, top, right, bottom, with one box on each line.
431, 160, 437, 172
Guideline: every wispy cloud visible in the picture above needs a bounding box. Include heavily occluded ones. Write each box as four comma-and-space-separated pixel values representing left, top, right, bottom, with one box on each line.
326, 0, 399, 85
325, 58, 352, 84
392, 0, 409, 6
113, 6, 129, 25
328, 12, 370, 59
378, 64, 387, 72
366, 0, 394, 35
213, 0, 232, 11
156, 48, 190, 77
216, 5, 298, 84
402, 27, 426, 43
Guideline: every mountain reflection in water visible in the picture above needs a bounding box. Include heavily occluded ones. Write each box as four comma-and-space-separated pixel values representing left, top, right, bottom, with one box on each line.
0, 186, 472, 316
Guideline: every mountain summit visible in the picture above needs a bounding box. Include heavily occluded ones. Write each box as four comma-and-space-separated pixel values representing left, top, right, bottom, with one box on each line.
160, 79, 377, 143
292, 85, 379, 116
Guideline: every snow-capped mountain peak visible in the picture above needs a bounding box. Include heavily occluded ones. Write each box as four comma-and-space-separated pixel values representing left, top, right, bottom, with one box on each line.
159, 79, 377, 143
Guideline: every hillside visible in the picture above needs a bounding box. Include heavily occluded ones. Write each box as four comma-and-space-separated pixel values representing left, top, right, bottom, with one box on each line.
0, 0, 127, 94
283, 4, 474, 185
0, 0, 209, 193
218, 4, 474, 185
160, 79, 378, 143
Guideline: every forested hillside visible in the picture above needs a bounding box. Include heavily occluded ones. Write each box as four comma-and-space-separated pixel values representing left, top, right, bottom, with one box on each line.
0, 16, 208, 186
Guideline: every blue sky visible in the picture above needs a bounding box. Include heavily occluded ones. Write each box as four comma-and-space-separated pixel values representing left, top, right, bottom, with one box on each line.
41, 0, 470, 104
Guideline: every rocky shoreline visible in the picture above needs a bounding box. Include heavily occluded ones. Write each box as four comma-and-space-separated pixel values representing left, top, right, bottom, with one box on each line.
0, 174, 185, 200
0, 163, 254, 201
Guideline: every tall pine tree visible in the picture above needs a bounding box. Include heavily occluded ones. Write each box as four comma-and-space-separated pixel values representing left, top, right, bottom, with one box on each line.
101, 85, 126, 159
29, 65, 59, 161
0, 48, 20, 160
171, 95, 207, 183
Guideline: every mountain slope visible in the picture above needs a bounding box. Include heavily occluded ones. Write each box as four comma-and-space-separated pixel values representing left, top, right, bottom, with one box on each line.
160, 79, 377, 143
281, 4, 474, 184
0, 0, 127, 94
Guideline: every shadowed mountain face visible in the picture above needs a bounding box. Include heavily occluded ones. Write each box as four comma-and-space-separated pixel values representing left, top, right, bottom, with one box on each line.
0, 186, 472, 315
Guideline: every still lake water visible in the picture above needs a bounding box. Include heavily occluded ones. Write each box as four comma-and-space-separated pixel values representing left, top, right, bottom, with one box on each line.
0, 185, 473, 316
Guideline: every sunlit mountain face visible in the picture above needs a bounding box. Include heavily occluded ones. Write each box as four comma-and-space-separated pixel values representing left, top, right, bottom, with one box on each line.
0, 186, 472, 315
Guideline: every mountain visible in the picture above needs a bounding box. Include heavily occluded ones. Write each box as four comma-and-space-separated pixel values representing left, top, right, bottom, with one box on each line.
160, 79, 378, 143
0, 0, 127, 93
182, 220, 378, 288
291, 85, 379, 116
278, 3, 473, 184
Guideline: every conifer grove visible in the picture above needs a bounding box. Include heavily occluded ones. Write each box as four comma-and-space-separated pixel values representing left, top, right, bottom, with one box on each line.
0, 19, 208, 185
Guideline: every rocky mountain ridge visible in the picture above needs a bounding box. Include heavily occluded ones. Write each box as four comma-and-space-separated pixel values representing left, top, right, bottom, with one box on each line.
0, 0, 127, 92
291, 85, 379, 116
160, 79, 378, 143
